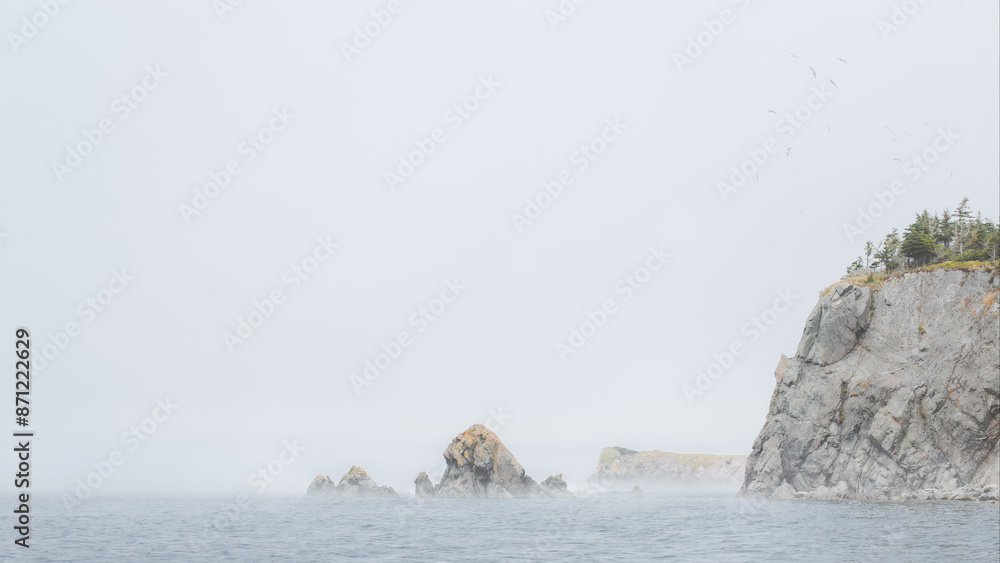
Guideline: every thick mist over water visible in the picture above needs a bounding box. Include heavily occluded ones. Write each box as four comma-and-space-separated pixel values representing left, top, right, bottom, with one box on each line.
1, 1, 998, 505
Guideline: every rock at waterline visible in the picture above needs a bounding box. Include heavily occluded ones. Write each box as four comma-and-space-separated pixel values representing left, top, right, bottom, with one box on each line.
415, 424, 573, 498
306, 465, 398, 497
741, 268, 1000, 500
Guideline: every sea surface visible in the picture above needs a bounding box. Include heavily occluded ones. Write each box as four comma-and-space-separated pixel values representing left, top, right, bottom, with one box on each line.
4, 493, 998, 562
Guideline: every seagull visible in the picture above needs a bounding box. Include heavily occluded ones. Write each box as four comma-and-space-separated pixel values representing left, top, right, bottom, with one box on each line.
798, 208, 805, 215
827, 125, 831, 132
837, 58, 848, 63
766, 236, 771, 243
789, 52, 799, 59
767, 109, 776, 114
892, 157, 902, 161
786, 147, 792, 156
756, 174, 760, 182
810, 67, 817, 78
884, 125, 894, 134
829, 79, 837, 88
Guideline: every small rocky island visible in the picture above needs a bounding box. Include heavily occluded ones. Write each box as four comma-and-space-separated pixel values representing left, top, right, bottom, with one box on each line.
741, 267, 999, 500
306, 424, 571, 498
590, 447, 747, 490
415, 424, 573, 498
307, 465, 398, 497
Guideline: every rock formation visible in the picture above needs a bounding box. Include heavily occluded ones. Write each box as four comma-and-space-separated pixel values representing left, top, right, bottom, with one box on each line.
589, 447, 747, 490
540, 473, 574, 497
741, 268, 1000, 500
306, 465, 398, 497
414, 424, 573, 498
414, 471, 435, 498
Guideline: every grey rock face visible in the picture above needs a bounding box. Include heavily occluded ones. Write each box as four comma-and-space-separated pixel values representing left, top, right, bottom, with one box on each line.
306, 466, 398, 497
741, 268, 1000, 500
589, 447, 747, 490
306, 474, 336, 495
795, 283, 873, 366
417, 424, 572, 498
414, 471, 435, 498
540, 474, 574, 497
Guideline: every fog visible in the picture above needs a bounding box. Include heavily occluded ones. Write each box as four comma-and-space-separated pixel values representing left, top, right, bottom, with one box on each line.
1, 1, 997, 498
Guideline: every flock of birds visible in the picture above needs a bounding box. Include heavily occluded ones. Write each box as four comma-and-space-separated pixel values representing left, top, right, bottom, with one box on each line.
765, 53, 922, 169
746, 51, 948, 225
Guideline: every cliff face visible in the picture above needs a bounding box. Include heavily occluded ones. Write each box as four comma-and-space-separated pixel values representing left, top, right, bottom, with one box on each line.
741, 268, 1000, 500
590, 447, 747, 490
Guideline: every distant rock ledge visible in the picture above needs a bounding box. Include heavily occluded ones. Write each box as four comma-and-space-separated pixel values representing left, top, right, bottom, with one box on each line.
589, 447, 747, 490
307, 465, 397, 498
415, 424, 573, 498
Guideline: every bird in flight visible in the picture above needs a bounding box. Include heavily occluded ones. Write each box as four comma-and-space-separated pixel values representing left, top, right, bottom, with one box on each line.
810, 67, 817, 78
837, 58, 847, 63
884, 125, 894, 134
892, 157, 902, 161
829, 79, 837, 88
767, 109, 776, 114
789, 52, 799, 59
786, 147, 792, 156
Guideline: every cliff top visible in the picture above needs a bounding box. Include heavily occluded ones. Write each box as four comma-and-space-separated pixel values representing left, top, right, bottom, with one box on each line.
827, 259, 997, 296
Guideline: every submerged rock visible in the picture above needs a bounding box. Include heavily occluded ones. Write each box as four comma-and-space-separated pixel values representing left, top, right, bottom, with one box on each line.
306, 466, 398, 497
741, 268, 1000, 500
416, 424, 572, 498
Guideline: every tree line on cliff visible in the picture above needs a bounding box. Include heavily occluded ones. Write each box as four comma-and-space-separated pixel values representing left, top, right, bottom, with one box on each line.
847, 197, 1000, 275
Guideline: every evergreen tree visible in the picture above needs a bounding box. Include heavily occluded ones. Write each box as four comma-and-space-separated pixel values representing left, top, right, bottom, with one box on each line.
873, 229, 901, 273
935, 209, 953, 248
953, 197, 972, 253
901, 214, 935, 266
985, 219, 1000, 261
846, 257, 864, 275
845, 197, 997, 273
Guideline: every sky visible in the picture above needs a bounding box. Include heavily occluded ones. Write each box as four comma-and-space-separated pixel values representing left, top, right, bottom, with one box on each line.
0, 1, 998, 500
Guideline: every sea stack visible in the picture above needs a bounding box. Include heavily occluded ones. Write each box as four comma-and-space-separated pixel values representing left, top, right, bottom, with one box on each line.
741, 268, 1000, 500
414, 424, 573, 498
306, 465, 398, 497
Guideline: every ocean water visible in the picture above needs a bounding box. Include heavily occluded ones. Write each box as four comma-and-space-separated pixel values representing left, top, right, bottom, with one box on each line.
5, 493, 998, 562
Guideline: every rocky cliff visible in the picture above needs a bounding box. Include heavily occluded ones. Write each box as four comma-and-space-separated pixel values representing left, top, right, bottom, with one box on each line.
589, 447, 747, 490
741, 267, 1000, 500
415, 424, 572, 498
307, 465, 398, 497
